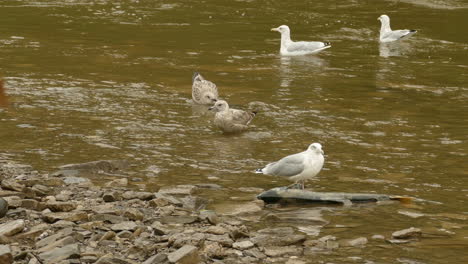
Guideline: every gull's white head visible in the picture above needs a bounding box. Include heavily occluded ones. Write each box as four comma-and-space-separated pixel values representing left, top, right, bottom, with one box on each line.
308, 143, 324, 155
209, 100, 229, 112
378, 14, 390, 23
271, 25, 290, 34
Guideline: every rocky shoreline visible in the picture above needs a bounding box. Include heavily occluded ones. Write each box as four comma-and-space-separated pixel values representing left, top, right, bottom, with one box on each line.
0, 159, 428, 264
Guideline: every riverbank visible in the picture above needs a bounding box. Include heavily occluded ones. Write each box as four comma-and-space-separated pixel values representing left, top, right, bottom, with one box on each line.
0, 159, 458, 264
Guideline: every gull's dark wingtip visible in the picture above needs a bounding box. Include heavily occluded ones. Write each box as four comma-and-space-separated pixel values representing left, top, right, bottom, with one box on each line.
255, 168, 263, 174
192, 72, 201, 83
324, 42, 331, 47
409, 29, 417, 33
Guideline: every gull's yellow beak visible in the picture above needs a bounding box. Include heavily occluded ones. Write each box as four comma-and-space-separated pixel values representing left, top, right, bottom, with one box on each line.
271, 27, 279, 32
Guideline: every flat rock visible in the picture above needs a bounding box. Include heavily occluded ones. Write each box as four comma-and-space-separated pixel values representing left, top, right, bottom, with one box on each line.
123, 208, 144, 221
232, 240, 254, 250
35, 228, 73, 248
16, 223, 49, 239
90, 214, 127, 224
392, 227, 422, 239
199, 210, 219, 225
216, 201, 263, 216
158, 185, 197, 196
1, 179, 24, 192
38, 243, 80, 263
0, 244, 13, 264
264, 246, 303, 257
104, 178, 128, 187
47, 202, 77, 212
43, 211, 88, 223
37, 236, 76, 253
341, 237, 368, 247
251, 227, 306, 246
0, 219, 24, 236
150, 194, 182, 207
122, 191, 154, 201
167, 245, 199, 264
143, 253, 167, 264
160, 215, 198, 225
111, 221, 138, 231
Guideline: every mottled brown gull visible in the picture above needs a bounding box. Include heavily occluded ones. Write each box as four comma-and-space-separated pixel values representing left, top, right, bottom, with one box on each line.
209, 100, 256, 133
256, 143, 325, 189
378, 15, 417, 43
271, 25, 331, 56
192, 72, 218, 104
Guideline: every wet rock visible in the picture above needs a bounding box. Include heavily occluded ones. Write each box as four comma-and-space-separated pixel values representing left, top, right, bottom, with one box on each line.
387, 239, 411, 244
104, 178, 128, 187
167, 245, 200, 264
32, 184, 52, 196
392, 227, 422, 239
151, 221, 173, 235
160, 215, 198, 225
0, 245, 13, 264
180, 196, 208, 211
63, 177, 90, 185
371, 234, 385, 240
199, 210, 219, 225
38, 243, 80, 263
111, 221, 138, 231
264, 246, 303, 257
0, 219, 24, 236
47, 202, 77, 212
43, 211, 88, 223
16, 223, 49, 240
204, 225, 229, 235
122, 191, 154, 201
1, 179, 24, 192
341, 237, 368, 247
123, 208, 144, 221
0, 198, 8, 217
398, 210, 424, 219
59, 160, 129, 173
238, 187, 264, 193
149, 194, 182, 207
251, 227, 306, 246
232, 240, 254, 250
143, 253, 167, 264
218, 201, 263, 216
158, 185, 197, 196
206, 234, 234, 247
194, 183, 222, 190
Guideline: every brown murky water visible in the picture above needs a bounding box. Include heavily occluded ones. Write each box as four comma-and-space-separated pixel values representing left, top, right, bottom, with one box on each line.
1, 0, 467, 262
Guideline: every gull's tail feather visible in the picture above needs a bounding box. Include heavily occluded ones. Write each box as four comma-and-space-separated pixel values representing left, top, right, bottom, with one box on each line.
409, 30, 417, 33
255, 168, 264, 174
192, 72, 203, 83
324, 42, 331, 47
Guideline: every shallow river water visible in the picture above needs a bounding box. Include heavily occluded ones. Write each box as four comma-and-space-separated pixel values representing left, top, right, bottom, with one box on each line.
0, 0, 467, 263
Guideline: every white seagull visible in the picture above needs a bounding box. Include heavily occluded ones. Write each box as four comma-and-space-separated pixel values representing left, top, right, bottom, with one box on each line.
256, 143, 325, 189
209, 100, 257, 133
192, 72, 219, 105
271, 25, 331, 56
378, 15, 417, 43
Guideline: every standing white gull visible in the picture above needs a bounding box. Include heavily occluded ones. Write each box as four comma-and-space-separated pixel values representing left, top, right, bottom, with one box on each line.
256, 143, 325, 189
209, 100, 257, 133
271, 25, 331, 56
192, 72, 219, 104
378, 15, 417, 43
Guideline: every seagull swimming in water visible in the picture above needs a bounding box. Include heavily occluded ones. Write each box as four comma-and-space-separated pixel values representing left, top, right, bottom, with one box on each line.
209, 100, 256, 133
192, 72, 219, 105
271, 25, 331, 56
378, 15, 417, 43
256, 143, 325, 189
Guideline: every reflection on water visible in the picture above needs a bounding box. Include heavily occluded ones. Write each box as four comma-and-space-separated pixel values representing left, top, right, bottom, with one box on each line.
0, 0, 467, 263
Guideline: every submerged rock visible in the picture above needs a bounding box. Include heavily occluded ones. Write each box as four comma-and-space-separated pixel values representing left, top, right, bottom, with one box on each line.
392, 227, 422, 239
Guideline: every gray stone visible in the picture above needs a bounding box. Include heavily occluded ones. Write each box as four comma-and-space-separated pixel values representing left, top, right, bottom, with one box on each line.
16, 223, 49, 240
251, 227, 306, 246
32, 184, 52, 196
38, 243, 80, 263
181, 196, 208, 211
1, 179, 24, 192
167, 245, 199, 264
264, 246, 303, 257
111, 221, 137, 231
102, 192, 120, 202
63, 177, 90, 185
104, 178, 128, 187
117, 231, 133, 238
206, 234, 234, 247
123, 208, 144, 221
392, 227, 422, 239
149, 194, 182, 207
158, 185, 197, 196
0, 245, 13, 264
122, 191, 154, 201
371, 234, 385, 240
0, 198, 8, 218
37, 236, 76, 253
143, 254, 167, 264
43, 211, 88, 223
151, 221, 173, 235
35, 228, 73, 249
199, 210, 219, 225
232, 240, 254, 250
0, 219, 24, 236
